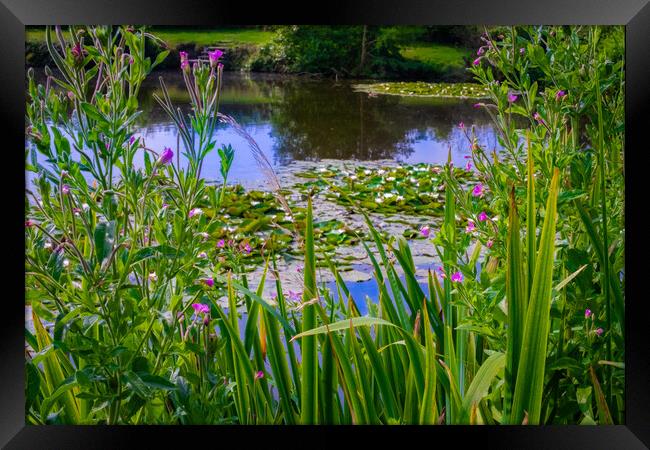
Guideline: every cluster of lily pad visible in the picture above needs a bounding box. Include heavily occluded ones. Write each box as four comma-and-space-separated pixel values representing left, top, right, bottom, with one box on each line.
294, 163, 477, 217
189, 184, 364, 270
353, 82, 491, 99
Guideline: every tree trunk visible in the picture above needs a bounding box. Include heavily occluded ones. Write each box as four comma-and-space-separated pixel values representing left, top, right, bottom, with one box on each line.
359, 25, 368, 74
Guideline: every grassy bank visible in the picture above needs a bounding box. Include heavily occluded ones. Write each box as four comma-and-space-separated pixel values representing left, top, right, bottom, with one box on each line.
25, 26, 472, 80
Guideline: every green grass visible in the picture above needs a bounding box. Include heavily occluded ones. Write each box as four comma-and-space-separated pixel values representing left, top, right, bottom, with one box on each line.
26, 27, 274, 47
401, 44, 471, 69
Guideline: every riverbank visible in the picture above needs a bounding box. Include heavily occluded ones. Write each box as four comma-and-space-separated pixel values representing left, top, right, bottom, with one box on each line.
25, 27, 473, 81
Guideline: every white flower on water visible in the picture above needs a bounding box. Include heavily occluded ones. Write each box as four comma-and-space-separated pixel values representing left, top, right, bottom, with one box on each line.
383, 192, 395, 198
377, 169, 386, 175
43, 242, 52, 250
251, 201, 260, 206
349, 175, 357, 180
318, 167, 328, 173
364, 169, 372, 175
396, 195, 405, 201
386, 176, 396, 181
375, 197, 384, 204
63, 259, 70, 268
409, 177, 417, 183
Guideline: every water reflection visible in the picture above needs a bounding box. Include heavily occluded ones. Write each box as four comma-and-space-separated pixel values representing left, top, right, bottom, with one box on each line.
30, 71, 502, 187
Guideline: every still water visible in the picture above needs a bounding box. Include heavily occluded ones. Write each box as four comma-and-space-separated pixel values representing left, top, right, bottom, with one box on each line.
130, 71, 500, 185
28, 71, 501, 186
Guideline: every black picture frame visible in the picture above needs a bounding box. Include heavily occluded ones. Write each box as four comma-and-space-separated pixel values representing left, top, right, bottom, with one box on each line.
2, 0, 648, 447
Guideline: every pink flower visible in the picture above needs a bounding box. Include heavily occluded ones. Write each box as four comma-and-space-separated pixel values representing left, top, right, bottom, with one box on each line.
202, 278, 214, 288
466, 220, 476, 233
472, 183, 485, 197
473, 103, 483, 109
208, 49, 224, 66
486, 240, 494, 248
507, 93, 518, 103
71, 42, 84, 59
519, 47, 525, 55
533, 112, 546, 125
242, 242, 252, 254
188, 208, 203, 218
465, 161, 472, 171
217, 239, 225, 248
437, 266, 447, 279
129, 136, 136, 146
158, 147, 174, 165
476, 47, 486, 56
420, 225, 430, 238
595, 328, 604, 336
25, 219, 35, 227
556, 90, 566, 100
473, 57, 481, 66
451, 271, 464, 283
478, 211, 488, 222
192, 303, 210, 314
61, 184, 70, 195
254, 370, 264, 380
459, 121, 465, 129
585, 309, 592, 319
198, 252, 207, 259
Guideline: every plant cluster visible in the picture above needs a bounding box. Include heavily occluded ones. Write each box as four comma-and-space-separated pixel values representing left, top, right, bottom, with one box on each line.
25, 25, 623, 425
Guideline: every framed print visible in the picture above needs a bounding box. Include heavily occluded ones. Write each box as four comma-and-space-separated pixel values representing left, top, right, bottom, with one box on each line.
2, 0, 649, 447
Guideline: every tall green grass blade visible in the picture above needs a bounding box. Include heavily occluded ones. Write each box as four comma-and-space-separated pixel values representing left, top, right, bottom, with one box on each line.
589, 366, 613, 424
504, 186, 527, 423
300, 196, 319, 424
291, 316, 396, 341
511, 168, 561, 424
526, 135, 536, 296
419, 302, 438, 424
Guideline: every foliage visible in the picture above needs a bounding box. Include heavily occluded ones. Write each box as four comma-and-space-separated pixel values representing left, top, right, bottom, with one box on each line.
25, 25, 624, 425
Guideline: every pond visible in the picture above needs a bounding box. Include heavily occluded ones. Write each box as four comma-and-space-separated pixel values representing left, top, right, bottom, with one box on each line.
26, 70, 501, 308
28, 71, 500, 187
131, 71, 500, 186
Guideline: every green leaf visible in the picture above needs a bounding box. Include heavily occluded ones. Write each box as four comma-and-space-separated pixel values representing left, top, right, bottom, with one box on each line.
94, 221, 115, 264
461, 352, 505, 421
291, 316, 396, 341
140, 374, 177, 391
